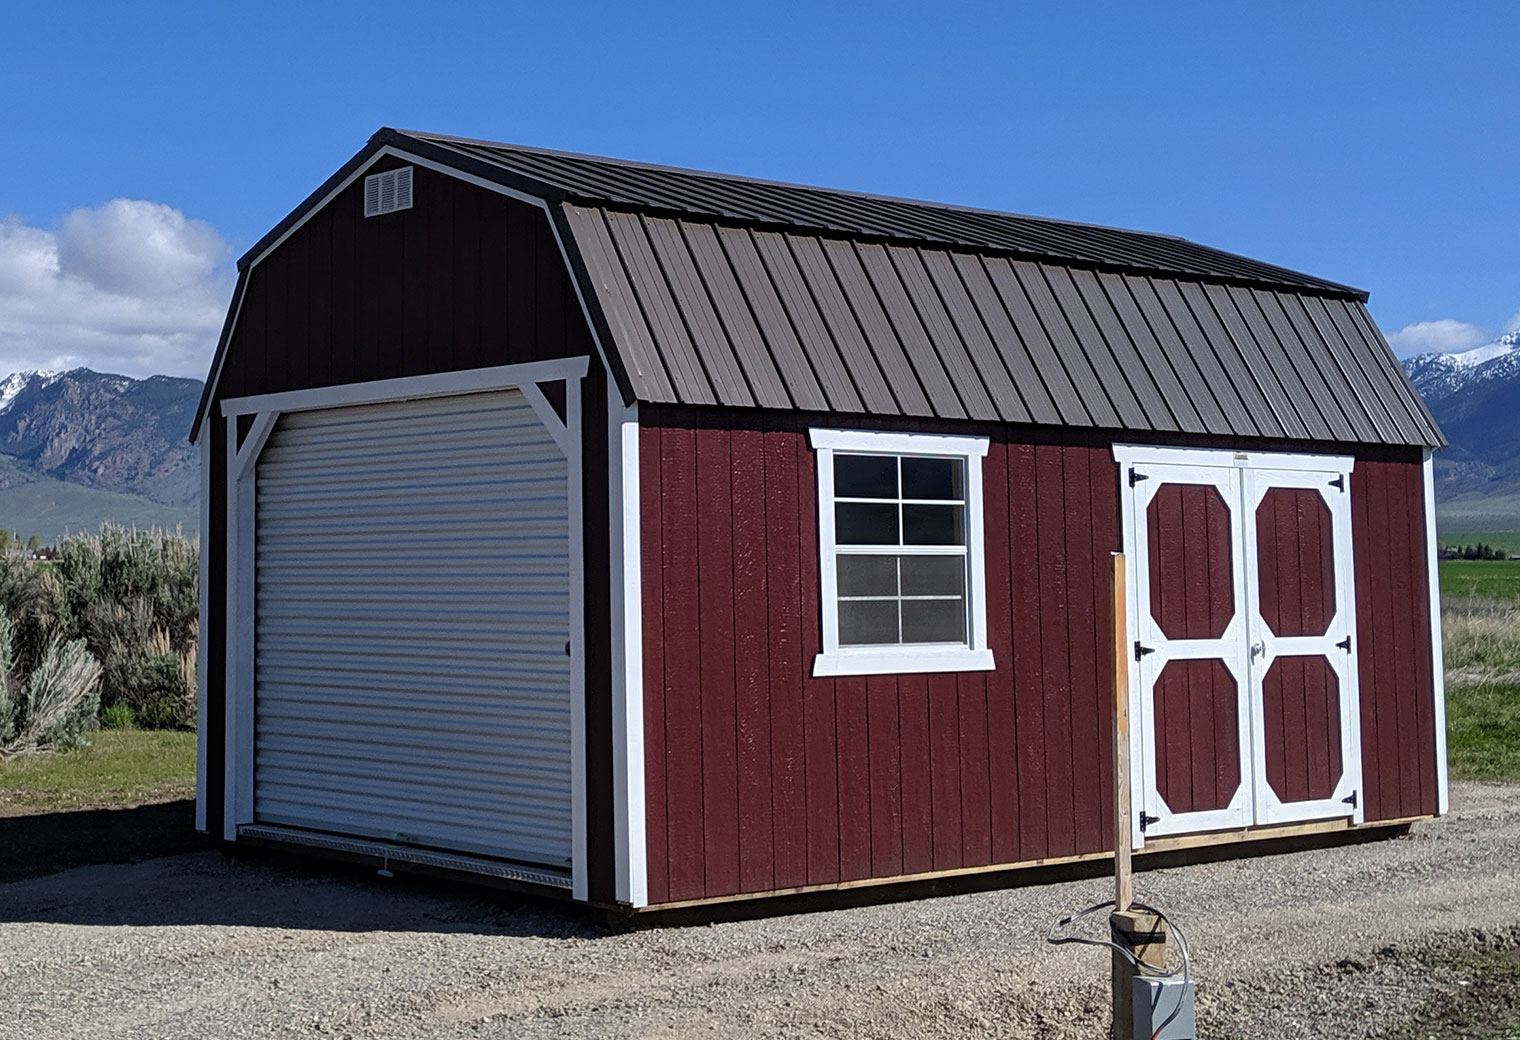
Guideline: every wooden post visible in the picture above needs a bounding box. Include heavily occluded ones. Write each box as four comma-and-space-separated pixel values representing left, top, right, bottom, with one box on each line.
1112, 551, 1131, 914
1110, 551, 1136, 1039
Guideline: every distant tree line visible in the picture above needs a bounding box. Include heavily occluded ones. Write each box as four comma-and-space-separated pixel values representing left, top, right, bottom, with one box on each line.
1441, 543, 1512, 561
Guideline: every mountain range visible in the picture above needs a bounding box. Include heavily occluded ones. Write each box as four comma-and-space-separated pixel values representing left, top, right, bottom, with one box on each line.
0, 369, 201, 542
0, 334, 1515, 543
1401, 329, 1520, 530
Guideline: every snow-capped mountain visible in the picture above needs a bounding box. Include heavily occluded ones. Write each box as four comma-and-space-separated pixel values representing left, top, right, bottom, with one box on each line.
0, 370, 61, 415
1402, 330, 1520, 525
1402, 330, 1520, 404
0, 368, 202, 540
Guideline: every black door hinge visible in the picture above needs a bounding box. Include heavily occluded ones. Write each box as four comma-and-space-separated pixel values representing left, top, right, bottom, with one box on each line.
1336, 635, 1352, 653
1134, 641, 1155, 662
1342, 790, 1358, 809
1329, 475, 1345, 492
1129, 467, 1149, 487
1138, 811, 1160, 833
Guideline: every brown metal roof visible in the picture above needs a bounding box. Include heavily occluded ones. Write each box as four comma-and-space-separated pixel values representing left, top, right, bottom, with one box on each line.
196, 129, 1443, 449
559, 203, 1444, 447
398, 129, 1364, 299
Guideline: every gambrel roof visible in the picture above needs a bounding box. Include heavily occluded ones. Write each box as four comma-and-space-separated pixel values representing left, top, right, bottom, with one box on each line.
194, 128, 1443, 447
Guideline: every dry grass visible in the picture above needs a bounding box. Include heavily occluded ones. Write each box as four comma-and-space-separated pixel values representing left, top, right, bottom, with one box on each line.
1444, 595, 1520, 687
1444, 595, 1520, 781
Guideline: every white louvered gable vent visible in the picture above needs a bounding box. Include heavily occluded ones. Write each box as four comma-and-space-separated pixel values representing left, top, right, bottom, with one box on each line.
363, 166, 414, 218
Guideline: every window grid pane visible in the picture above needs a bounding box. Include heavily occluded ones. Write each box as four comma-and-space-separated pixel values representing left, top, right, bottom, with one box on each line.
835, 550, 970, 648
830, 451, 975, 650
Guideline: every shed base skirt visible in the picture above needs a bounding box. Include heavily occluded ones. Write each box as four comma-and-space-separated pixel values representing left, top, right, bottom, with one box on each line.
237, 823, 572, 890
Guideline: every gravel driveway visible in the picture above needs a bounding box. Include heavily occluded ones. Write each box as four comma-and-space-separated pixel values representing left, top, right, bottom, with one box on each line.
3, 782, 1518, 1039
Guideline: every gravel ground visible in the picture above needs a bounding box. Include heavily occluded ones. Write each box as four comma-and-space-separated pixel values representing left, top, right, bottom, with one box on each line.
2, 783, 1518, 1039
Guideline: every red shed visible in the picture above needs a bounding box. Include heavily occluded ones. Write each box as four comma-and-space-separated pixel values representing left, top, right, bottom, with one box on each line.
192, 129, 1447, 911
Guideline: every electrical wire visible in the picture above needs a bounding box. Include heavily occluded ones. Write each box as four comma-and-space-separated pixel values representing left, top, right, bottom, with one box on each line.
1045, 899, 1191, 1040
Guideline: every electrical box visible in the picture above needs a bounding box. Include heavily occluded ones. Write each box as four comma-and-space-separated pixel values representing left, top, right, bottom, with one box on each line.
1132, 976, 1195, 1040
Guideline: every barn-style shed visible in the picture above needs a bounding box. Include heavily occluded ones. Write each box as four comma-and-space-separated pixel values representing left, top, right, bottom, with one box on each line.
193, 128, 1447, 910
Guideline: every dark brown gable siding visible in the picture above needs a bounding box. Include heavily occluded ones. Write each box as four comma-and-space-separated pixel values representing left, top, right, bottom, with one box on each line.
217, 157, 595, 401
638, 408, 1121, 903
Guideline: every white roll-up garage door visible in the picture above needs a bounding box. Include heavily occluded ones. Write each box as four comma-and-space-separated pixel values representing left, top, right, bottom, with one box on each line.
251, 389, 572, 870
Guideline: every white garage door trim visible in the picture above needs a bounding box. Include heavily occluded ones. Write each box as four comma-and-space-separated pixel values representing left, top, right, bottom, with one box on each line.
221, 356, 590, 900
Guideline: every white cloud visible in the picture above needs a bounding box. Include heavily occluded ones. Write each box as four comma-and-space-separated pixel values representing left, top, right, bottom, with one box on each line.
1384, 318, 1491, 358
0, 200, 233, 379
1505, 308, 1520, 335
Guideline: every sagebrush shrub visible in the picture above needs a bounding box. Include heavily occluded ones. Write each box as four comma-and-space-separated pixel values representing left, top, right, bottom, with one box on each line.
0, 606, 102, 756
0, 525, 197, 731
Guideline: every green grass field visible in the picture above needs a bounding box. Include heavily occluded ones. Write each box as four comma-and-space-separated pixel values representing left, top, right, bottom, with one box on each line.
0, 728, 196, 815
1441, 559, 1520, 601
1440, 555, 1520, 782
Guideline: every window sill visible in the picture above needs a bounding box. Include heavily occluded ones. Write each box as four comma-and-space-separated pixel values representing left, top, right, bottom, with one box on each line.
811, 647, 995, 678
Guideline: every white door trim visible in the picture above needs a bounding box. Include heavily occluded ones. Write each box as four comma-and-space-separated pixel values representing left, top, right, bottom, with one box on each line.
220, 357, 589, 418
222, 358, 591, 898
1113, 443, 1362, 846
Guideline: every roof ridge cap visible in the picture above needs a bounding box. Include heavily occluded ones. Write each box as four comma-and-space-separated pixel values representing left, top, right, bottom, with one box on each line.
393, 127, 1193, 244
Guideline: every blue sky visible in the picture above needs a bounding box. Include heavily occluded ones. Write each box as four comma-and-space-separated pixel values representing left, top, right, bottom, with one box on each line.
2, 1, 1516, 376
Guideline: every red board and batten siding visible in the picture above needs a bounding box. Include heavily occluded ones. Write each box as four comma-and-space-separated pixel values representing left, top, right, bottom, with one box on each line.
1352, 459, 1440, 822
639, 409, 1120, 904
640, 409, 1440, 905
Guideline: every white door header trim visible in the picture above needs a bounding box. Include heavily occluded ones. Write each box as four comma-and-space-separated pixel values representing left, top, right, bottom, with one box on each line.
220, 357, 590, 419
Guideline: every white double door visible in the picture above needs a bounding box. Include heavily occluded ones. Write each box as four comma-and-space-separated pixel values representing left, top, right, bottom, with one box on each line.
1115, 446, 1363, 843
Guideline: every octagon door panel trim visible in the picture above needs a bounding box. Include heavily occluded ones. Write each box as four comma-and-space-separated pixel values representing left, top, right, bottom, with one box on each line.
1114, 444, 1363, 847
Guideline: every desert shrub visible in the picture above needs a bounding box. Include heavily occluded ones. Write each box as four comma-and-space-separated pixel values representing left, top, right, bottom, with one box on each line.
0, 525, 197, 731
0, 551, 71, 675
99, 703, 135, 730
0, 606, 102, 756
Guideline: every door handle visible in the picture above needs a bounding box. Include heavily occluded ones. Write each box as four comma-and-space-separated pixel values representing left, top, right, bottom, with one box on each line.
1250, 640, 1266, 660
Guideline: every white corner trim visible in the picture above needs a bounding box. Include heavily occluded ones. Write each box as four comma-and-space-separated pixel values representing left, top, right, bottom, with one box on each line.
809, 426, 993, 679
1423, 450, 1449, 815
195, 429, 210, 833
609, 389, 648, 907
220, 357, 590, 418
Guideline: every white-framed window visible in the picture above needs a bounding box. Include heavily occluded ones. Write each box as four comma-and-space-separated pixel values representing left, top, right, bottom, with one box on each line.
810, 428, 994, 677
